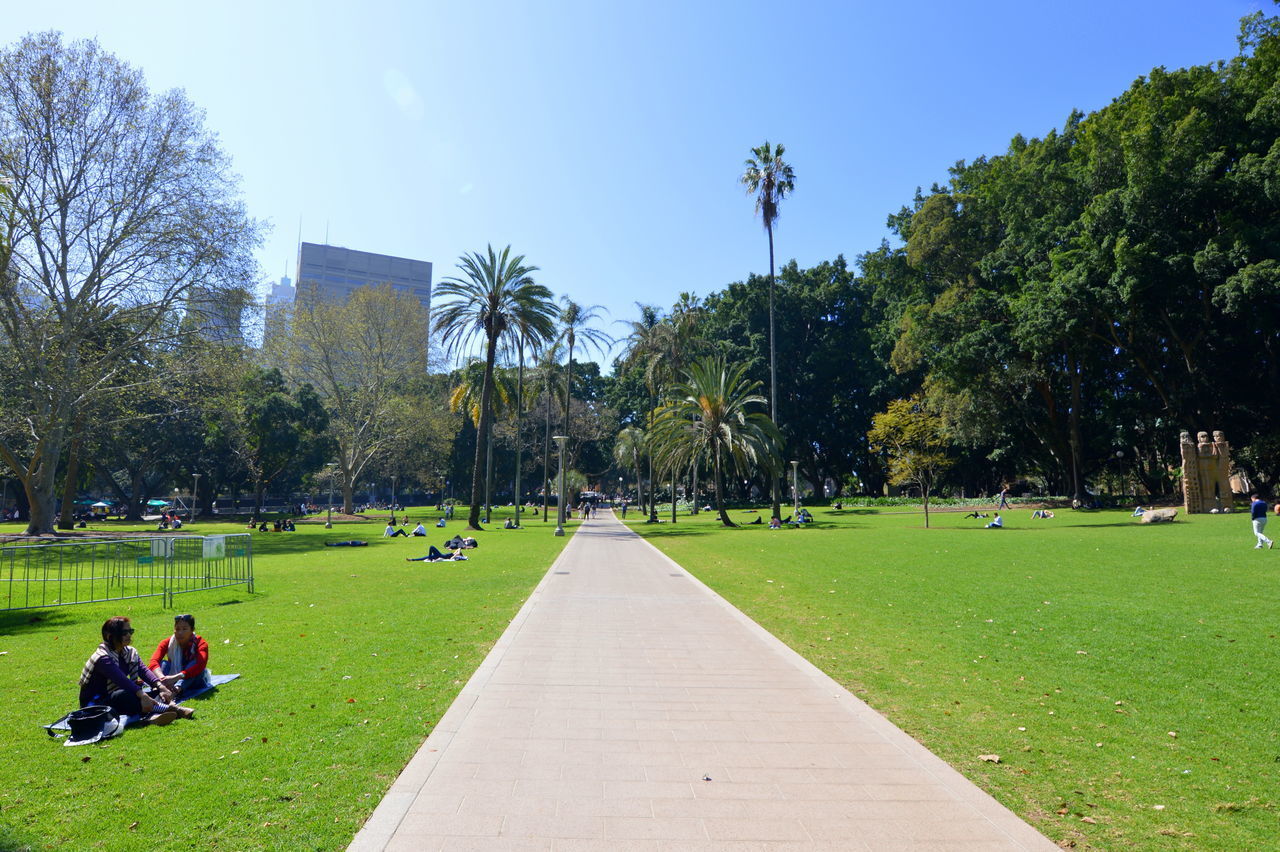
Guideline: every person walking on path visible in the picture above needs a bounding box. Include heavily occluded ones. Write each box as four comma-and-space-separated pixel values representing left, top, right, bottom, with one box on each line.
997, 486, 1010, 509
1251, 493, 1274, 549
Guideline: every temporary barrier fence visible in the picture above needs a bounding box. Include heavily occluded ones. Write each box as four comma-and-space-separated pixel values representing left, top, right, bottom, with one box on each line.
0, 534, 253, 611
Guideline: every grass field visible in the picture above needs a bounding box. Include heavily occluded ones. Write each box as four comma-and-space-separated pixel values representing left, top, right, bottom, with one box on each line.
0, 509, 570, 851
628, 505, 1279, 851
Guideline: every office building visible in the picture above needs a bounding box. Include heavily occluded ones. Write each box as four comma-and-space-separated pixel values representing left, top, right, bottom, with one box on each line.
295, 242, 432, 313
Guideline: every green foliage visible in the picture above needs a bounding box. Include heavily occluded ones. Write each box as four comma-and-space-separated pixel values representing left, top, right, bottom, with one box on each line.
0, 516, 570, 850
651, 356, 782, 526
868, 396, 953, 526
632, 507, 1280, 850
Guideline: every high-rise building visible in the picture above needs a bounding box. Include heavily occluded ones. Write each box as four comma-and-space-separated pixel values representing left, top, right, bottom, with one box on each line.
187, 285, 251, 344
263, 274, 294, 346
295, 242, 432, 313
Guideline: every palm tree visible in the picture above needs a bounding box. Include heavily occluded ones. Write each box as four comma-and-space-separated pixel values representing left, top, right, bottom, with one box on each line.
433, 245, 557, 530
556, 297, 613, 453
619, 304, 665, 522
741, 141, 795, 522
503, 314, 557, 527
651, 356, 782, 527
532, 341, 564, 523
613, 425, 648, 516
449, 360, 515, 524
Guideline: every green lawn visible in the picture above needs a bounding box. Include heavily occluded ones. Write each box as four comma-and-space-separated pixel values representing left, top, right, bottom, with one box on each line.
0, 510, 570, 851
628, 505, 1279, 851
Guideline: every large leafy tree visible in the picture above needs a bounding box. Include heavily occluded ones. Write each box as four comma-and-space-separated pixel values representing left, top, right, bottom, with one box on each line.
433, 245, 556, 530
741, 141, 795, 521
0, 33, 259, 534
652, 357, 781, 527
213, 366, 332, 519
273, 285, 433, 513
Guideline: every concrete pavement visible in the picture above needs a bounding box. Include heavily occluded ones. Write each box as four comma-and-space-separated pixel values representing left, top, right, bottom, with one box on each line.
350, 510, 1057, 851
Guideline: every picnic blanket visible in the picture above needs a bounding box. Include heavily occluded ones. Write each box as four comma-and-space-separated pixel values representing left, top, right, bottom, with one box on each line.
44, 673, 240, 736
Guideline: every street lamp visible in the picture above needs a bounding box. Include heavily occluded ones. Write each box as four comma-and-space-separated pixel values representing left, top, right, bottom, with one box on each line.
791, 460, 800, 520
553, 435, 568, 536
192, 473, 201, 520
325, 462, 337, 528
391, 475, 398, 513
618, 475, 623, 502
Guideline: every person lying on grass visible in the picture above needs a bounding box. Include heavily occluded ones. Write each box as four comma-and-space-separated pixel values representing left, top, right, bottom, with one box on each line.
147, 613, 211, 698
406, 545, 467, 562
79, 617, 193, 726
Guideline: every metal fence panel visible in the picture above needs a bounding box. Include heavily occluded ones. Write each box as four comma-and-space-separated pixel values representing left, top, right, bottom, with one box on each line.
0, 534, 254, 611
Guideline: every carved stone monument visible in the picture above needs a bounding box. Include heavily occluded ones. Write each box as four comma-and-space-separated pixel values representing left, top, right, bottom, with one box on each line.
1180, 430, 1233, 513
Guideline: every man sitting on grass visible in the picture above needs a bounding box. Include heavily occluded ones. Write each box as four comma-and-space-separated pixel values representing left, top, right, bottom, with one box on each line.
986, 513, 1004, 528
384, 522, 408, 538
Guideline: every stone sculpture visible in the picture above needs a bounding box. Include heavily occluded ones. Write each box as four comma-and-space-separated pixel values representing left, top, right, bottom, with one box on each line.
1180, 429, 1234, 513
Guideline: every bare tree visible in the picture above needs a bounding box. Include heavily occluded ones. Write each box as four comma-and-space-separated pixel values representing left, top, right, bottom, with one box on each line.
0, 33, 260, 534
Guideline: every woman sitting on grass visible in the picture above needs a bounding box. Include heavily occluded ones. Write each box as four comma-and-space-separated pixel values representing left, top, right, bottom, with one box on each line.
79, 617, 193, 726
147, 613, 211, 697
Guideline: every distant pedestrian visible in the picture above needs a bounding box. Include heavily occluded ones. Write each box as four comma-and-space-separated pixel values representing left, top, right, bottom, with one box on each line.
997, 487, 1010, 510
1250, 493, 1274, 550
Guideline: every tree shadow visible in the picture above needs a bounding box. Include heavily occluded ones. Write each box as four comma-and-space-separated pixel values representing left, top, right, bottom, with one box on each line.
0, 608, 79, 636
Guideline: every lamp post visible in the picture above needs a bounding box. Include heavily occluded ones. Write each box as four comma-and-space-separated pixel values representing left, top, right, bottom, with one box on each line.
791, 460, 800, 520
325, 462, 337, 529
618, 475, 623, 502
553, 435, 568, 536
391, 475, 398, 514
192, 473, 201, 520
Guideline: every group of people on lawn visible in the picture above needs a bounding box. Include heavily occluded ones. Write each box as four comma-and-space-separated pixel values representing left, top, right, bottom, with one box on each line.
78, 613, 210, 727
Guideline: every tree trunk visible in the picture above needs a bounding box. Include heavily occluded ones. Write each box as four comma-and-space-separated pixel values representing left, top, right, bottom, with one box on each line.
542, 374, 551, 524
670, 470, 677, 524
254, 480, 265, 520
57, 427, 84, 530
1068, 352, 1084, 503
714, 446, 736, 527
514, 344, 524, 527
647, 391, 659, 523
469, 335, 498, 530
483, 429, 494, 524
767, 220, 782, 522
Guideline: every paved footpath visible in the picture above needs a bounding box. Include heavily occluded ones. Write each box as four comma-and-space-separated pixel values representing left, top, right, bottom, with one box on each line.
351, 511, 1057, 851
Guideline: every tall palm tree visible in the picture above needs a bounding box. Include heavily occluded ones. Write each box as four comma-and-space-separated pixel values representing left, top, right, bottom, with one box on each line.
651, 356, 782, 528
433, 245, 557, 530
619, 303, 665, 522
503, 315, 556, 527
556, 298, 613, 452
613, 425, 648, 516
533, 341, 564, 523
449, 360, 515, 524
741, 141, 795, 522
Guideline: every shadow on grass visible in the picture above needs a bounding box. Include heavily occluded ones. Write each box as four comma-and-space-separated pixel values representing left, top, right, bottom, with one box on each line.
0, 607, 79, 636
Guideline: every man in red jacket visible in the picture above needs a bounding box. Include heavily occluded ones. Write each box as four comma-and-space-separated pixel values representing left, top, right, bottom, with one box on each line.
147, 613, 211, 696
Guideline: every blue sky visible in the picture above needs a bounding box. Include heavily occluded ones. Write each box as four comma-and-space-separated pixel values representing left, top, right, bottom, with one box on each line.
3, 0, 1265, 365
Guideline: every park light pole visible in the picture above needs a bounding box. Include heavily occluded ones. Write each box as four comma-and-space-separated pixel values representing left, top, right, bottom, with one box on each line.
391, 475, 398, 514
791, 460, 800, 520
325, 462, 337, 529
618, 475, 623, 502
553, 435, 568, 536
192, 473, 201, 519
